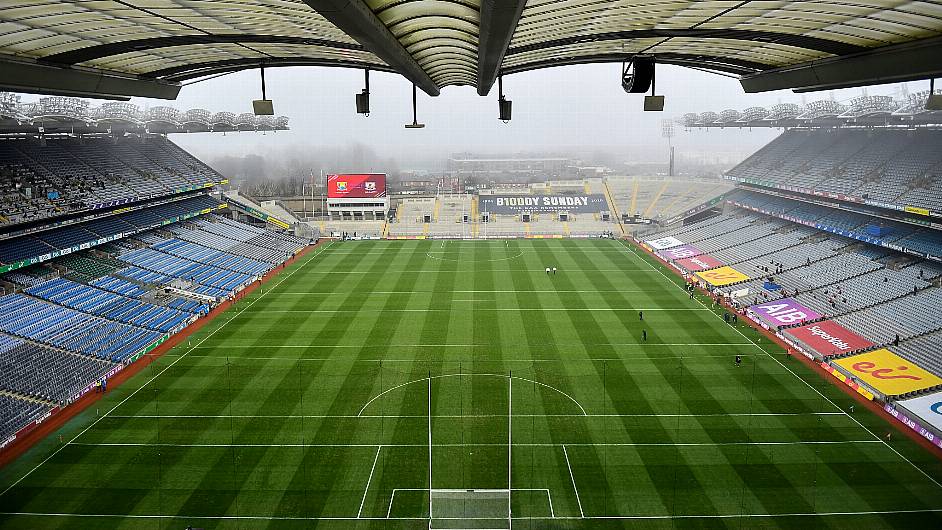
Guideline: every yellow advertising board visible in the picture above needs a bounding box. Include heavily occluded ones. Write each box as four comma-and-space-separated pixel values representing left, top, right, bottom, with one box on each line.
834, 349, 942, 396
695, 266, 750, 286
904, 205, 931, 216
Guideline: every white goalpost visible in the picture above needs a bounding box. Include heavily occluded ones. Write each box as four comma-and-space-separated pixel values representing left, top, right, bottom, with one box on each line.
427, 373, 513, 530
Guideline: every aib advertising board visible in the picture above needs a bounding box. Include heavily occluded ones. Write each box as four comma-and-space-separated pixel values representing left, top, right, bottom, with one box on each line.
749, 298, 821, 327
656, 244, 702, 260
676, 254, 724, 272
784, 320, 873, 358
327, 174, 387, 198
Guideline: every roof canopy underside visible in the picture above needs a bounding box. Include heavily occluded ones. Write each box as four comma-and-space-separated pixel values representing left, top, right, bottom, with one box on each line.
0, 0, 940, 98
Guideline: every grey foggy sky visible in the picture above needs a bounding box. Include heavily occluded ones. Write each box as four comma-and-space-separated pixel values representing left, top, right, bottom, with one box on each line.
116, 62, 924, 170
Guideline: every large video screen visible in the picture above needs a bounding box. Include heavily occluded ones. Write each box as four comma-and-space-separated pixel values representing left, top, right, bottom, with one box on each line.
327, 174, 387, 198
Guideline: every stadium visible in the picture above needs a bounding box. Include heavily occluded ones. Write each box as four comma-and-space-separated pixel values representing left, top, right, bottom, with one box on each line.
1, 2, 942, 529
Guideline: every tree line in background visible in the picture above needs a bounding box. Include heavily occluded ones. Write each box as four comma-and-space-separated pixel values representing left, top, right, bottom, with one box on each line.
209, 142, 401, 197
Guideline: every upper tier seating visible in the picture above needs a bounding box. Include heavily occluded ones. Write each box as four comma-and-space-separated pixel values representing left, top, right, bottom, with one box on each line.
726, 129, 942, 212
0, 137, 225, 226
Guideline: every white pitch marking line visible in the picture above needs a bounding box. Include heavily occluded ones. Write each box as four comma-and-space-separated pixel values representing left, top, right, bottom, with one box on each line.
357, 373, 587, 418
167, 354, 767, 362
358, 446, 382, 518
623, 239, 942, 491
562, 445, 584, 518
278, 289, 659, 294
67, 440, 882, 448
108, 412, 846, 419
4, 509, 942, 521
0, 240, 334, 500
389, 488, 553, 518
242, 308, 710, 313
189, 342, 755, 348
301, 269, 657, 273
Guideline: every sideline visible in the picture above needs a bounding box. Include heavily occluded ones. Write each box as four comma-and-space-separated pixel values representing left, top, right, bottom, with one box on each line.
0, 240, 326, 470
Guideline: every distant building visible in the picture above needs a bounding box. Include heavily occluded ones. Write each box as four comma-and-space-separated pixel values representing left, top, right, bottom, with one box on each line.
447, 155, 572, 178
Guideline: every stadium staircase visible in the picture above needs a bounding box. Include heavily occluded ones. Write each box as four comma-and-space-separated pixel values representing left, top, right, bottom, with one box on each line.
643, 182, 669, 219
601, 180, 625, 236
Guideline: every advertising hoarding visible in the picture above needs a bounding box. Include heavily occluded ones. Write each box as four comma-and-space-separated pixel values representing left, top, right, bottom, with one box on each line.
327, 174, 387, 198
749, 298, 821, 327
784, 320, 873, 358
656, 244, 702, 260
646, 236, 684, 250
834, 349, 942, 396
477, 194, 607, 214
676, 254, 724, 272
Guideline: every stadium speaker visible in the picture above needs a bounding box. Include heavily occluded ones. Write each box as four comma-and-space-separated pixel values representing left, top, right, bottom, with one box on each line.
499, 97, 512, 122
356, 91, 370, 115
622, 57, 655, 94
643, 95, 665, 112
927, 94, 942, 111
522, 213, 531, 223
253, 99, 274, 116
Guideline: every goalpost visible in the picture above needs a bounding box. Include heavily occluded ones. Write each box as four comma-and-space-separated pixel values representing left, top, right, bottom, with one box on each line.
427, 372, 513, 530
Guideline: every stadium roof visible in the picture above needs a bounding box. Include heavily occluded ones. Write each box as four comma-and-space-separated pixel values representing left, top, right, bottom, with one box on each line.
1, 1, 941, 100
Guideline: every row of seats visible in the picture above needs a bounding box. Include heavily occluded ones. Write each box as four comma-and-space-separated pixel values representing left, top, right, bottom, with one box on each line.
0, 333, 114, 403
0, 194, 222, 264
727, 129, 942, 212
26, 277, 193, 333
0, 393, 51, 443
645, 200, 942, 378
0, 137, 224, 226
0, 294, 163, 362
727, 189, 942, 258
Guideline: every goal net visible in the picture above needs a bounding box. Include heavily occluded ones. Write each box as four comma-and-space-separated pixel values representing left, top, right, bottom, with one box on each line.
429, 489, 510, 530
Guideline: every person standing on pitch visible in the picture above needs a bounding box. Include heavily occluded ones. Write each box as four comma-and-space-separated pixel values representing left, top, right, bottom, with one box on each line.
735, 355, 742, 367
638, 310, 643, 321
552, 267, 557, 275
642, 329, 647, 341
545, 267, 550, 275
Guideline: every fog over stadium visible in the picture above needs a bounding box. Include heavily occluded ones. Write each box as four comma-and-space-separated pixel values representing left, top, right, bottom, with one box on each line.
122, 64, 920, 176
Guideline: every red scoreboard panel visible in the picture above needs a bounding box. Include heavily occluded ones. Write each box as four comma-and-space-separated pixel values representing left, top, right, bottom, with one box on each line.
327, 174, 387, 198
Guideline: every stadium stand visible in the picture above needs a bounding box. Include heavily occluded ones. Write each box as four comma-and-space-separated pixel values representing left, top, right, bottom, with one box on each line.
642, 195, 942, 381
0, 334, 114, 403
607, 176, 733, 223
0, 194, 222, 265
0, 178, 312, 441
0, 137, 227, 226
726, 129, 942, 213
0, 393, 51, 444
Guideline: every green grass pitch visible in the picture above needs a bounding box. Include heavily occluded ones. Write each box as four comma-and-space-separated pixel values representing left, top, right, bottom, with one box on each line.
1, 239, 942, 529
